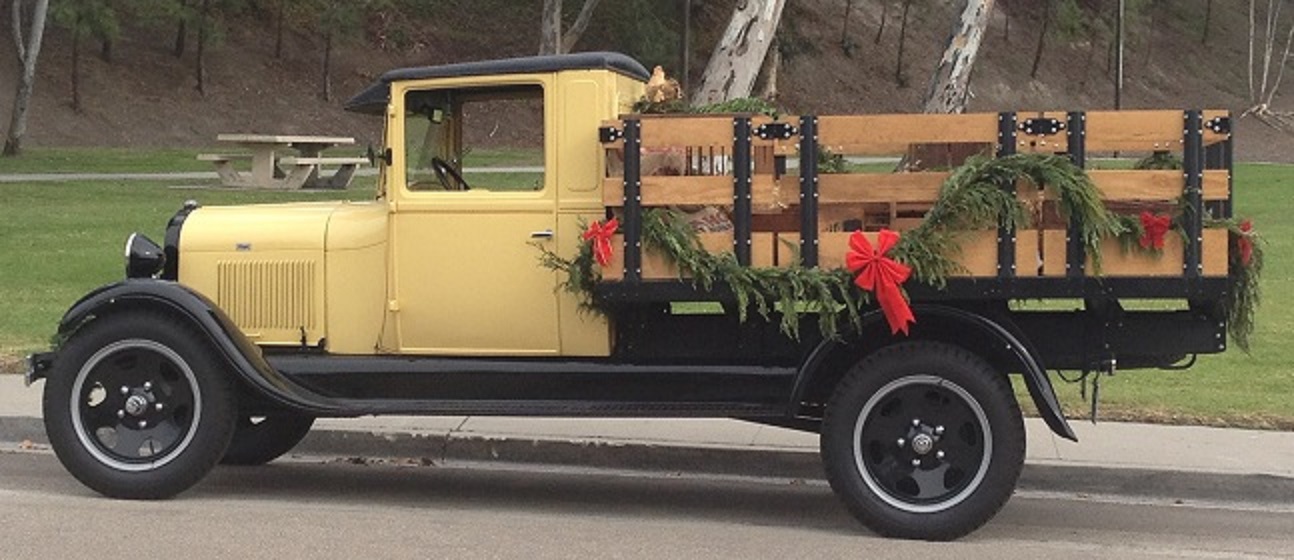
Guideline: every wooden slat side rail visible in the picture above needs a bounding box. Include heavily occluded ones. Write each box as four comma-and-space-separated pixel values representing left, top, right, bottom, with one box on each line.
818, 172, 948, 204
776, 231, 1007, 277
1085, 110, 1181, 152
1082, 110, 1231, 152
1088, 169, 1229, 201
638, 116, 735, 149
602, 232, 775, 281
817, 113, 999, 155
603, 175, 783, 207
1041, 228, 1228, 277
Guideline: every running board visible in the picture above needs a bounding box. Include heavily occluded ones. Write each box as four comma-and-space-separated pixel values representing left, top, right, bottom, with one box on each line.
262, 354, 798, 419
299, 399, 785, 418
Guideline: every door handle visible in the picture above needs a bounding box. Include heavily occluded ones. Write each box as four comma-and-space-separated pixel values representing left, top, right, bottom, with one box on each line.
530, 229, 554, 239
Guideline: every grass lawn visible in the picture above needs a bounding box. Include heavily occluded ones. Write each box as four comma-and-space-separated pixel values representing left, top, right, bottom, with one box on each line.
0, 159, 1289, 428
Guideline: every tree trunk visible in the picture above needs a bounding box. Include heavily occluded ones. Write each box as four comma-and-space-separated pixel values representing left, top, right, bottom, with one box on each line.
321, 32, 333, 101
1030, 1, 1050, 78
1201, 0, 1212, 44
692, 0, 786, 104
99, 35, 112, 63
5, 0, 50, 156
275, 0, 285, 58
195, 0, 209, 95
679, 0, 691, 95
758, 37, 780, 100
560, 0, 601, 53
841, 0, 853, 47
895, 0, 913, 86
174, 0, 188, 58
921, 0, 996, 114
875, 0, 889, 44
538, 0, 561, 55
1002, 0, 1009, 43
72, 24, 82, 113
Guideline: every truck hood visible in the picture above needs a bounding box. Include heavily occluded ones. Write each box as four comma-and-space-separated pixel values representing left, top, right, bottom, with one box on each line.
181, 200, 387, 253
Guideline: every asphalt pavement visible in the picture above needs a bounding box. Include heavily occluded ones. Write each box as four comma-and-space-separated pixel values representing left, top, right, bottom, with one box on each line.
2, 374, 1292, 507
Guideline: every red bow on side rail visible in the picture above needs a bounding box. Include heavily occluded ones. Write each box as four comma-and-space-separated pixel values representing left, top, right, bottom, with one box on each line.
1238, 219, 1254, 266
846, 229, 915, 335
1139, 212, 1172, 250
583, 218, 619, 267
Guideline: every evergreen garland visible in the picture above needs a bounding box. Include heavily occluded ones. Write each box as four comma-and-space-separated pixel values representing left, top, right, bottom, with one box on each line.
893, 154, 1124, 285
640, 209, 863, 339
1208, 218, 1264, 352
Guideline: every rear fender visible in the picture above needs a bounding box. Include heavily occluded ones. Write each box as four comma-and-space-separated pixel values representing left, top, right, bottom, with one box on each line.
52, 280, 346, 416
793, 304, 1077, 441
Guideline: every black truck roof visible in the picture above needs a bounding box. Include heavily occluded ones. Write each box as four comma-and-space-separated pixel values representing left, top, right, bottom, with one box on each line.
344, 51, 650, 115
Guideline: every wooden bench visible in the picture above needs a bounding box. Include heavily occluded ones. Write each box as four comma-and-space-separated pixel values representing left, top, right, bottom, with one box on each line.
278, 156, 369, 189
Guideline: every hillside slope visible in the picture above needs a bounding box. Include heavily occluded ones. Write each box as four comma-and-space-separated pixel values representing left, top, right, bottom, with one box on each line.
0, 1, 1288, 161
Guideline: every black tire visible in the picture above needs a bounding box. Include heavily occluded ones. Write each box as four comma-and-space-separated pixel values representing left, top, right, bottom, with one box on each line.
43, 311, 237, 499
221, 413, 315, 466
821, 341, 1025, 541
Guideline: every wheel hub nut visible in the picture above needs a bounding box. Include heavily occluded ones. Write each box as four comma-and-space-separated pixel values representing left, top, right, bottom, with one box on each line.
911, 433, 935, 455
124, 395, 149, 417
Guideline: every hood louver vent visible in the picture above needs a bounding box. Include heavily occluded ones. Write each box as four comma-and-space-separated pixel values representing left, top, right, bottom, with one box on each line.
216, 260, 318, 332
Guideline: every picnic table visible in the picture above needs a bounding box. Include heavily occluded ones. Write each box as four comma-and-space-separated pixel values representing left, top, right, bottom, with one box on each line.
198, 134, 369, 190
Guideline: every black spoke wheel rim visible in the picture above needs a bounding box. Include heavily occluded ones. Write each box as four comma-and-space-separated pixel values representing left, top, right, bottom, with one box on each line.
852, 374, 991, 513
70, 340, 202, 471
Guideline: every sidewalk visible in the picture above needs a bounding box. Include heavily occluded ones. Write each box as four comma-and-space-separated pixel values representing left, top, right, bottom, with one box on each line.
3, 374, 1292, 504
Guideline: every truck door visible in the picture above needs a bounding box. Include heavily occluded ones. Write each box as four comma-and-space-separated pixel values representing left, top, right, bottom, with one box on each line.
390, 80, 560, 355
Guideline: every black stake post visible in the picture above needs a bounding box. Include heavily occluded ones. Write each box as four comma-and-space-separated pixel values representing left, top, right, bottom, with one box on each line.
996, 112, 1017, 279
622, 119, 643, 283
1183, 110, 1204, 279
1066, 111, 1087, 279
798, 116, 820, 268
733, 117, 753, 266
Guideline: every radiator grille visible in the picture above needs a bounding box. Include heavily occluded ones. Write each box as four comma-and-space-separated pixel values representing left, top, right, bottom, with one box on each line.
216, 260, 317, 331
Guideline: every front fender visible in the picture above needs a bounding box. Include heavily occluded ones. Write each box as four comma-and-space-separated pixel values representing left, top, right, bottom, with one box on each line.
54, 280, 347, 416
793, 304, 1077, 441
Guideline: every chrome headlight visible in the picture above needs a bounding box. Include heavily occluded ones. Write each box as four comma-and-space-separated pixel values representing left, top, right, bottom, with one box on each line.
125, 232, 165, 279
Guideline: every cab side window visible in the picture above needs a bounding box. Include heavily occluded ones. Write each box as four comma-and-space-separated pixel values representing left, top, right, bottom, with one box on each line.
404, 85, 545, 193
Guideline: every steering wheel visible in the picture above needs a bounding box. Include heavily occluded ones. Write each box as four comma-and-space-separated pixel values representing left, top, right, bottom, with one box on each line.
431, 157, 471, 191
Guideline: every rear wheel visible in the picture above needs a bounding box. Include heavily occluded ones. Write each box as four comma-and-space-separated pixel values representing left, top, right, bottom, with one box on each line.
221, 413, 314, 466
43, 312, 236, 499
821, 341, 1024, 540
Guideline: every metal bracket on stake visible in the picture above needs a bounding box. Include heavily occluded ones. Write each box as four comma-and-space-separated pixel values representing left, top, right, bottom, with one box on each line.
598, 126, 623, 143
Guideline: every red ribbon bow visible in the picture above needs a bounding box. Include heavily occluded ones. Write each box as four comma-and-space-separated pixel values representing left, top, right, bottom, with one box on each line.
1238, 219, 1254, 266
1139, 212, 1172, 250
582, 218, 619, 268
846, 229, 916, 335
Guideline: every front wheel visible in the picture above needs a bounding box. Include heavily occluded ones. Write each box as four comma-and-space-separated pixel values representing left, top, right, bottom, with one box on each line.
43, 312, 237, 499
821, 341, 1024, 540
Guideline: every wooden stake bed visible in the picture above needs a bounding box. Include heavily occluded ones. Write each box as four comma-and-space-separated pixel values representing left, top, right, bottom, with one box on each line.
596, 109, 1233, 298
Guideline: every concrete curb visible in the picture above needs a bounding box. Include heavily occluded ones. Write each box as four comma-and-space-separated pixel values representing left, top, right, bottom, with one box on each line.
6, 415, 1292, 506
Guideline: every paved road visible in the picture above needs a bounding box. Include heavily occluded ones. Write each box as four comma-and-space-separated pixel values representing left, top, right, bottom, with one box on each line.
1, 448, 1288, 559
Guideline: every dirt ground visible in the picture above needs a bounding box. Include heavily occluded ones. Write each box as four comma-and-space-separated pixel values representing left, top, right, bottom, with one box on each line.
0, 1, 1288, 162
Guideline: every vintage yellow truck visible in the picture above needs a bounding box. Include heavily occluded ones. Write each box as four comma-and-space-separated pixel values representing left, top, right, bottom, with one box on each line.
25, 52, 1246, 540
